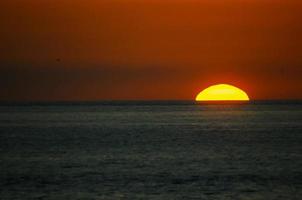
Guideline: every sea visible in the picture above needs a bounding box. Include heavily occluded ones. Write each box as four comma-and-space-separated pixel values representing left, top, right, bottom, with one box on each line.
0, 101, 301, 200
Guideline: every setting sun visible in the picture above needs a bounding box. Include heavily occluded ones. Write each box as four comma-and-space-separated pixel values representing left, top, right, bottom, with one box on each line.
196, 84, 249, 101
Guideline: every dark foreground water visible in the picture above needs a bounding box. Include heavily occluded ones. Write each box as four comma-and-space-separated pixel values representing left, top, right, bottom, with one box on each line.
0, 101, 301, 199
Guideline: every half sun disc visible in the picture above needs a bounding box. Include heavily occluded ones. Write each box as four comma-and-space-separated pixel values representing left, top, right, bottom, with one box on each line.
196, 84, 249, 101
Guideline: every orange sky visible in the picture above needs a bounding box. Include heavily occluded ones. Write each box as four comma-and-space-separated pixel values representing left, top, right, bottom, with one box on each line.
0, 0, 302, 101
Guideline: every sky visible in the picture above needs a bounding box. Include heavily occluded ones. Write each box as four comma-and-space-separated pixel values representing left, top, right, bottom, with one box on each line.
0, 0, 301, 101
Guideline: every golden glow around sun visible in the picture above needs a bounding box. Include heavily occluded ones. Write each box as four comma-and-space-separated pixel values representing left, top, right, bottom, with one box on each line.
196, 84, 250, 101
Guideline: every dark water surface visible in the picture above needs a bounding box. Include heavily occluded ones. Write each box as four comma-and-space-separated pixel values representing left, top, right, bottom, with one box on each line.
0, 101, 301, 199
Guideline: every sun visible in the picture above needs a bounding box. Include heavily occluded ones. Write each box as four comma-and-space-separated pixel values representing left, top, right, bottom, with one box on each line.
196, 84, 249, 101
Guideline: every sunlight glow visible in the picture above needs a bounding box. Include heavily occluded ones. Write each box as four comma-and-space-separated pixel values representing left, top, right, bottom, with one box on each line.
196, 84, 249, 101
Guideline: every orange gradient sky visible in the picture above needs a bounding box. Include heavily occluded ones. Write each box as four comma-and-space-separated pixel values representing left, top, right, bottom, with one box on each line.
0, 0, 302, 101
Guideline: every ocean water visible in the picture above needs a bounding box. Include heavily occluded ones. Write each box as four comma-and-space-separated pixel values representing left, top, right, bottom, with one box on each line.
0, 101, 301, 200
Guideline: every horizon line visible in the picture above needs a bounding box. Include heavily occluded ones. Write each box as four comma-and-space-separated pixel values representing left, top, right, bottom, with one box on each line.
0, 99, 302, 106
